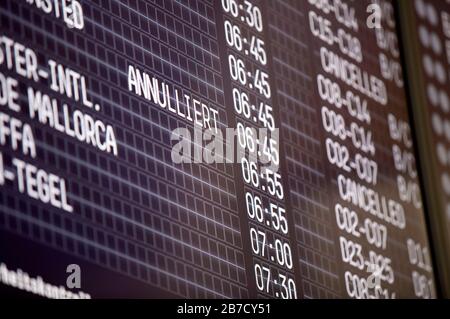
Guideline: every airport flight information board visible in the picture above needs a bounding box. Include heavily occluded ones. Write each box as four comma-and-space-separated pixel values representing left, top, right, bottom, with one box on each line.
398, 0, 450, 297
0, 0, 437, 298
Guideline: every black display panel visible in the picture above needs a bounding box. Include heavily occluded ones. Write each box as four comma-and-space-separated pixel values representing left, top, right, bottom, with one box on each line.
398, 0, 450, 297
0, 0, 436, 298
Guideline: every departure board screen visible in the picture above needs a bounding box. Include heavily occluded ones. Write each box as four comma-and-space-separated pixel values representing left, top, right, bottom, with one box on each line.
398, 0, 450, 296
0, 0, 437, 299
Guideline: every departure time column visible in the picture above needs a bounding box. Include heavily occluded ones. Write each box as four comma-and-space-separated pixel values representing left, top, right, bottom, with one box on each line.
218, 0, 299, 298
